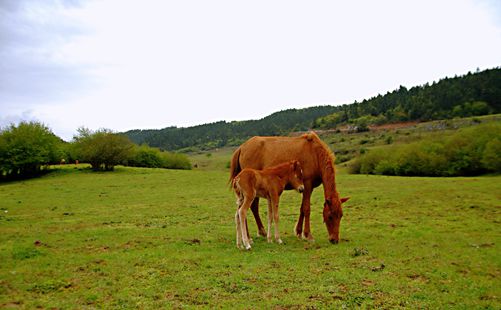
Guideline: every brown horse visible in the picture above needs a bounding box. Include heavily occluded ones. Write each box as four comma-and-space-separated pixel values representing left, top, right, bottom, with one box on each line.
233, 160, 304, 250
229, 132, 350, 244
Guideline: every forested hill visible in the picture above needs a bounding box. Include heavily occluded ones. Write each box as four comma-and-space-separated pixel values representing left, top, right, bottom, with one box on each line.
314, 68, 501, 129
124, 106, 338, 151
125, 68, 501, 151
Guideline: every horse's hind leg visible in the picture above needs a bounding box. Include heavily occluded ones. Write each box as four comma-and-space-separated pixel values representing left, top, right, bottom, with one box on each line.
245, 217, 253, 244
235, 210, 242, 249
238, 198, 253, 250
251, 198, 267, 237
272, 198, 282, 244
267, 198, 273, 243
235, 196, 243, 249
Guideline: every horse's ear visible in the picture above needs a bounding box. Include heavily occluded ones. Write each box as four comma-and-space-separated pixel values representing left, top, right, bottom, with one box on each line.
340, 197, 350, 204
293, 160, 299, 169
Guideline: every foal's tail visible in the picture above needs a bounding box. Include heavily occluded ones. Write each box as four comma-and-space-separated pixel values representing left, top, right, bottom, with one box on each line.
228, 147, 242, 187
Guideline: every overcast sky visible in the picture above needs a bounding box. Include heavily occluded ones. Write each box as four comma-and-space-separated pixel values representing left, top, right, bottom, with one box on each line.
1, 0, 500, 140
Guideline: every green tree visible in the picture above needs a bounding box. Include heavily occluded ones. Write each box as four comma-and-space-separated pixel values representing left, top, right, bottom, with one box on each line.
73, 128, 134, 171
0, 121, 63, 178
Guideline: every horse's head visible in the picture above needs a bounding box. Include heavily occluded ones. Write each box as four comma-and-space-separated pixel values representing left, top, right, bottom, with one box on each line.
323, 196, 350, 244
290, 160, 304, 193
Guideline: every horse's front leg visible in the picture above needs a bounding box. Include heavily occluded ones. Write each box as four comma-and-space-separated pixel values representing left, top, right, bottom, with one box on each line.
251, 198, 267, 237
296, 184, 314, 241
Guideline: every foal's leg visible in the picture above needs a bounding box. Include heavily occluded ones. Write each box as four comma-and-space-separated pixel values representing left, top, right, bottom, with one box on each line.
238, 197, 253, 250
251, 198, 267, 237
267, 198, 273, 243
272, 197, 282, 244
235, 209, 242, 249
245, 216, 253, 245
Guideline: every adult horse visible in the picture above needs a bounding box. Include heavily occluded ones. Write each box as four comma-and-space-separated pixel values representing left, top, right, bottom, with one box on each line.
229, 132, 349, 244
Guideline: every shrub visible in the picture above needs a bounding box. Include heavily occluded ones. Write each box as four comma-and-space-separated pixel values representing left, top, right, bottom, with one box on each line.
482, 138, 501, 172
160, 151, 191, 170
352, 123, 500, 176
128, 145, 164, 168
128, 144, 191, 170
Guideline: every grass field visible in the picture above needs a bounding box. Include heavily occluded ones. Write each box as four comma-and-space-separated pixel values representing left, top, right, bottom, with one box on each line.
0, 164, 500, 308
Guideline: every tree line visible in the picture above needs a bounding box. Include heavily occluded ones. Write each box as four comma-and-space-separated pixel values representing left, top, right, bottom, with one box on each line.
0, 122, 191, 180
125, 106, 339, 151
125, 68, 501, 151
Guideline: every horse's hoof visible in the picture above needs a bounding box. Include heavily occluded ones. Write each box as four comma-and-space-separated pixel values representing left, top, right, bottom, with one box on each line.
245, 244, 251, 250
249, 238, 254, 245
267, 238, 272, 243
277, 239, 283, 244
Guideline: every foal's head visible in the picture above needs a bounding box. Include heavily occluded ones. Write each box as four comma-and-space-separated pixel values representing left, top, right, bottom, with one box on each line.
289, 160, 304, 193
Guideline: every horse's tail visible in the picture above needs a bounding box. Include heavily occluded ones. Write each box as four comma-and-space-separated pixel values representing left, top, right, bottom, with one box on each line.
229, 147, 242, 187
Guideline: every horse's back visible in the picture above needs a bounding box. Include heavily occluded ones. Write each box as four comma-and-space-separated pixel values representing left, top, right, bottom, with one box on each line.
239, 135, 311, 169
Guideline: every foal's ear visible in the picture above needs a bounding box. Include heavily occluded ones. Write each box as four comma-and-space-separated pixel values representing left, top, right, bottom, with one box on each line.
340, 197, 350, 204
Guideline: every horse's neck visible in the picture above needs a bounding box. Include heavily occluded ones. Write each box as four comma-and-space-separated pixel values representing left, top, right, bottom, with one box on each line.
319, 150, 338, 199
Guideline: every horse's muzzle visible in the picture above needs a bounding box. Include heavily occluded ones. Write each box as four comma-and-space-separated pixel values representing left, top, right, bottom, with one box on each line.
298, 185, 305, 193
329, 239, 339, 244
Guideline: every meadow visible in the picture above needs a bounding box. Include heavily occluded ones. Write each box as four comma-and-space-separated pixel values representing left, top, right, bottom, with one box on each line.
0, 162, 500, 308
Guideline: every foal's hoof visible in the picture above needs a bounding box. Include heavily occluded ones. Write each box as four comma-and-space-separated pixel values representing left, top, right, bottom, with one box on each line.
245, 244, 252, 251
304, 234, 315, 243
277, 239, 283, 244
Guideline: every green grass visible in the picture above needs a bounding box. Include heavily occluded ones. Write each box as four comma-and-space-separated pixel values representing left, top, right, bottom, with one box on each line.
0, 165, 500, 308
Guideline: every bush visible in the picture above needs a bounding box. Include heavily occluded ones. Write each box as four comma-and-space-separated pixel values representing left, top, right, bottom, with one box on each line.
0, 122, 63, 179
481, 138, 501, 172
352, 123, 501, 176
128, 144, 191, 170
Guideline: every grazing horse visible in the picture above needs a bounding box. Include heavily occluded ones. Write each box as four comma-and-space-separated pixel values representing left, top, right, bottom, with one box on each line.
233, 160, 304, 250
230, 132, 350, 244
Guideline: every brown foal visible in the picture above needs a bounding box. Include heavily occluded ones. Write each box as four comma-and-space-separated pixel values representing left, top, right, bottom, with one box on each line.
232, 160, 304, 250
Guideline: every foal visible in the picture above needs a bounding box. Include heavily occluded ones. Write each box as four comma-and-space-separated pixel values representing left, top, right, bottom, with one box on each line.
233, 160, 304, 250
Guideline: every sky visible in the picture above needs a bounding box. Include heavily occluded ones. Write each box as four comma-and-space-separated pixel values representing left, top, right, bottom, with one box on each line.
1, 0, 500, 141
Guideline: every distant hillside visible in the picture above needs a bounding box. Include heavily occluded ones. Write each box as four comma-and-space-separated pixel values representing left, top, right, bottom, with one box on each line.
314, 68, 501, 130
125, 106, 338, 151
124, 68, 501, 151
